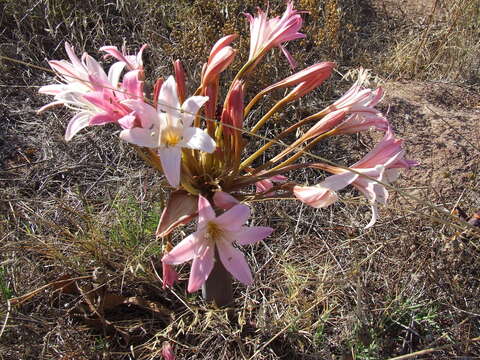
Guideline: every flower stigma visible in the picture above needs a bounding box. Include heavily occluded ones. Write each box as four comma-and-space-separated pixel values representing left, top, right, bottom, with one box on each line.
162, 128, 182, 147
206, 222, 223, 244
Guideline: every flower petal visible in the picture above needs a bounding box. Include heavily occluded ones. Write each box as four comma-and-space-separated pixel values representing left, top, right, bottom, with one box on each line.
213, 191, 239, 210
158, 146, 182, 187
214, 204, 250, 231
65, 112, 90, 141
236, 226, 274, 245
107, 61, 126, 87
293, 185, 338, 208
162, 262, 178, 289
188, 244, 215, 292
162, 232, 199, 265
182, 127, 216, 153
320, 171, 359, 191
217, 241, 253, 285
181, 96, 209, 128
158, 76, 181, 126
39, 84, 66, 95
365, 205, 379, 229
157, 190, 198, 238
122, 70, 143, 100
117, 113, 137, 129
120, 128, 157, 148
122, 100, 157, 128
279, 44, 297, 69
89, 113, 116, 126
84, 54, 109, 88
198, 195, 216, 229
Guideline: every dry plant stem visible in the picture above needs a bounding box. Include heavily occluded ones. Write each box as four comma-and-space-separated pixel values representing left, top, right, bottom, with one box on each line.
244, 89, 267, 116
250, 99, 289, 134
247, 130, 334, 176
240, 109, 329, 171
269, 130, 337, 172
230, 57, 257, 88
201, 248, 232, 307
232, 163, 309, 189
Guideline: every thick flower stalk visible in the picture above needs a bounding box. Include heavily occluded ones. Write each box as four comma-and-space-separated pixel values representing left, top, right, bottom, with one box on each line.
38, 2, 415, 306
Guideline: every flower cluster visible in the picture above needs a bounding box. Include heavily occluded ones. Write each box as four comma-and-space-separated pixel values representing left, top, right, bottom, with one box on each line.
39, 1, 416, 300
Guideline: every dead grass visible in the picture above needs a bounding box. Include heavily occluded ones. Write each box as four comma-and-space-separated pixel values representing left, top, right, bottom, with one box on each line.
0, 0, 479, 359
383, 0, 480, 82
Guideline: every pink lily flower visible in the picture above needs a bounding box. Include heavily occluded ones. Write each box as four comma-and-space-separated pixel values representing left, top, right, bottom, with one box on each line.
302, 105, 389, 141
299, 70, 387, 141
333, 69, 383, 108
44, 90, 131, 141
120, 76, 216, 186
295, 129, 416, 227
162, 196, 274, 293
100, 44, 147, 71
352, 128, 419, 181
244, 1, 305, 68
38, 43, 145, 140
59, 70, 143, 140
261, 62, 335, 99
39, 42, 117, 98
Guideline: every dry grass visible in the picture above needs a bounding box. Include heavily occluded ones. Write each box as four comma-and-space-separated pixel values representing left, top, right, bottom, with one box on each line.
1, 0, 479, 359
383, 0, 480, 82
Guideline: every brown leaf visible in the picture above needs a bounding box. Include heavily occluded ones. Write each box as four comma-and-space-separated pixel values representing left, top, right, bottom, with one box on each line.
124, 296, 171, 321
156, 190, 198, 237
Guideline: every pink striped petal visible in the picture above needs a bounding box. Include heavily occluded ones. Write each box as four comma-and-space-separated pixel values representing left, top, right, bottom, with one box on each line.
293, 185, 338, 208
181, 127, 216, 153
217, 241, 253, 285
188, 244, 215, 292
89, 113, 116, 126
158, 146, 182, 187
121, 100, 157, 128
162, 232, 199, 265
235, 226, 274, 245
214, 204, 250, 231
279, 45, 297, 69
213, 191, 239, 210
120, 128, 157, 148
121, 70, 143, 99
65, 112, 90, 141
198, 195, 215, 229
